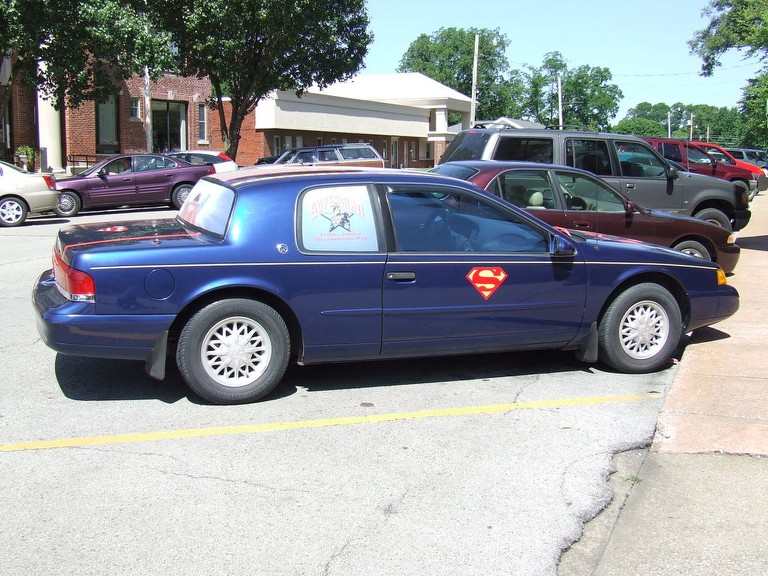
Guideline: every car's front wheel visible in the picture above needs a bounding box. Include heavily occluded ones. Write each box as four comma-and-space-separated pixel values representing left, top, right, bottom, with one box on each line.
672, 239, 712, 261
694, 208, 732, 232
172, 184, 193, 209
0, 197, 28, 227
55, 191, 81, 217
176, 298, 291, 404
598, 283, 682, 373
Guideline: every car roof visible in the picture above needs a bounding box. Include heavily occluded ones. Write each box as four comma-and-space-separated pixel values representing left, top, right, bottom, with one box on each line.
461, 127, 646, 142
215, 165, 432, 188
440, 159, 612, 179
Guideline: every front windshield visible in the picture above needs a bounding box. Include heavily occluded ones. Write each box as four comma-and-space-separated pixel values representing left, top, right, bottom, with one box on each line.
177, 179, 235, 236
0, 160, 23, 173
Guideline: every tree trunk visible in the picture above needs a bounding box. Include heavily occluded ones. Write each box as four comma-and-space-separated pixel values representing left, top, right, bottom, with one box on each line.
225, 106, 243, 161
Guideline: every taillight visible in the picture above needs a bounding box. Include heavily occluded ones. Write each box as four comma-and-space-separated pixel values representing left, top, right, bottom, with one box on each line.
207, 165, 216, 175
217, 152, 232, 161
53, 249, 95, 303
43, 175, 55, 190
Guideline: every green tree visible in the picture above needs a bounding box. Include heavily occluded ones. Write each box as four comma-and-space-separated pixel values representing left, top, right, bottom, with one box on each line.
626, 101, 670, 125
690, 0, 768, 75
613, 117, 666, 137
739, 73, 768, 148
153, 0, 371, 160
398, 27, 521, 121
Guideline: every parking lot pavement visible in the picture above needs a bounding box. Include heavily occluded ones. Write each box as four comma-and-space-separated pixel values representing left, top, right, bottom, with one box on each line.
0, 209, 670, 576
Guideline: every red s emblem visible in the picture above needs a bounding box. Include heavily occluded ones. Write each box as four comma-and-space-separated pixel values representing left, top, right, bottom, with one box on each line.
466, 267, 508, 301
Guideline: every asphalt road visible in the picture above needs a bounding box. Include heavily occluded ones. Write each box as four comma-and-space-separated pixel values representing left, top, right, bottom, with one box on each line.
0, 207, 671, 576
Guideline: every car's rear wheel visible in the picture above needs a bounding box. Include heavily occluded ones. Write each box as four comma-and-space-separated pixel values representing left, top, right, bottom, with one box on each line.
172, 184, 193, 209
598, 283, 682, 373
176, 298, 290, 404
55, 191, 81, 217
0, 197, 28, 227
694, 208, 732, 232
672, 239, 712, 261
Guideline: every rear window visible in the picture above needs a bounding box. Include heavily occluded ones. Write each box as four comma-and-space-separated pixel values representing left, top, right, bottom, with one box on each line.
177, 179, 234, 236
340, 146, 377, 160
493, 137, 553, 163
441, 131, 491, 162
431, 164, 479, 181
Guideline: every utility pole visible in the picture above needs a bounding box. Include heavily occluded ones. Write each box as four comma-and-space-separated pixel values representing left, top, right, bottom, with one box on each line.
706, 125, 710, 142
469, 33, 479, 126
689, 112, 694, 140
557, 73, 564, 130
143, 66, 152, 153
667, 110, 672, 138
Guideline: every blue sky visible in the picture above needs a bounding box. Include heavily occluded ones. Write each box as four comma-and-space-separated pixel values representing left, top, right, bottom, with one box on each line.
363, 0, 763, 119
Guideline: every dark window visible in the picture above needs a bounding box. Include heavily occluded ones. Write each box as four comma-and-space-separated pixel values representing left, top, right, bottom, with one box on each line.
493, 137, 553, 163
96, 95, 119, 154
687, 146, 713, 165
294, 151, 316, 163
317, 149, 339, 162
134, 155, 175, 172
386, 186, 548, 253
430, 164, 479, 181
103, 157, 132, 175
340, 146, 377, 160
729, 149, 744, 159
565, 139, 613, 175
662, 142, 683, 162
493, 170, 557, 210
615, 141, 667, 178
197, 103, 207, 141
440, 131, 491, 162
556, 172, 624, 212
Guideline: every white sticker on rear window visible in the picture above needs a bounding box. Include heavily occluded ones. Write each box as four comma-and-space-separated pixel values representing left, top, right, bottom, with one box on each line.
301, 185, 379, 252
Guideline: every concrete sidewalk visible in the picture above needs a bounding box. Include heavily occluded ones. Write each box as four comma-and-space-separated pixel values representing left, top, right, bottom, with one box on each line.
562, 196, 768, 575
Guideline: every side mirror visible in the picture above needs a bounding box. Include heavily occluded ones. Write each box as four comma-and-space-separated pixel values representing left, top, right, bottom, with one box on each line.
550, 233, 576, 258
97, 168, 107, 178
667, 166, 679, 180
625, 200, 635, 215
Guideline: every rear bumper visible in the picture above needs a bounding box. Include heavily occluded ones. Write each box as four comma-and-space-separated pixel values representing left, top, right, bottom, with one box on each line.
33, 269, 174, 361
687, 285, 739, 332
24, 189, 59, 214
733, 208, 751, 231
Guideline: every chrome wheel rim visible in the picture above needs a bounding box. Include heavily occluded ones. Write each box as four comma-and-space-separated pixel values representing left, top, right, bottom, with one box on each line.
58, 193, 75, 214
176, 187, 192, 205
0, 199, 23, 224
200, 316, 272, 388
619, 300, 670, 360
680, 247, 706, 259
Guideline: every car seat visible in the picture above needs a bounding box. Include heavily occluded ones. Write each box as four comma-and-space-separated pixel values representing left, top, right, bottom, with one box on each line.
527, 191, 545, 209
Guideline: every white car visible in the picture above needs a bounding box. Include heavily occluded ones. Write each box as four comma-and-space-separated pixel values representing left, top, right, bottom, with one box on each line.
0, 161, 59, 227
167, 151, 238, 174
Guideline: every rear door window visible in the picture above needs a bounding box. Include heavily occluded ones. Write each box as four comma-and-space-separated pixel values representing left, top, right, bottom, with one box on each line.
440, 131, 491, 162
564, 139, 613, 175
493, 137, 553, 163
492, 170, 557, 210
662, 142, 683, 163
340, 147, 377, 160
687, 146, 713, 166
317, 149, 339, 162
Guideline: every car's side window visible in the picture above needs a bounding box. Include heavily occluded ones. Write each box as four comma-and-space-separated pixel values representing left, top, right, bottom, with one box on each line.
134, 155, 169, 172
295, 151, 316, 163
493, 137, 553, 163
317, 150, 339, 162
704, 147, 735, 165
299, 185, 380, 252
615, 141, 667, 178
556, 171, 624, 213
687, 146, 712, 165
386, 185, 548, 253
103, 157, 132, 175
565, 139, 613, 176
662, 142, 683, 162
493, 170, 557, 210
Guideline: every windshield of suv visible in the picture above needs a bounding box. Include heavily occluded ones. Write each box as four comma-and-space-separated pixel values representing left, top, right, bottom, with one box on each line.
177, 179, 234, 236
441, 131, 491, 162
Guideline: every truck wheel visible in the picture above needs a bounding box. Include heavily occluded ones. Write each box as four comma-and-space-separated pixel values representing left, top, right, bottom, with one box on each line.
598, 283, 682, 374
0, 197, 28, 227
694, 208, 732, 232
172, 184, 193, 209
672, 239, 711, 261
176, 298, 290, 404
55, 191, 81, 217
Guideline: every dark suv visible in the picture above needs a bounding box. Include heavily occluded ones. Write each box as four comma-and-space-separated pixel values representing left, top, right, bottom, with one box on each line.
441, 128, 751, 231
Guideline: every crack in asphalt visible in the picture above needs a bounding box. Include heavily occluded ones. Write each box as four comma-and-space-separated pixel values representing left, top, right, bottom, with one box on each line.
322, 537, 354, 576
145, 466, 313, 496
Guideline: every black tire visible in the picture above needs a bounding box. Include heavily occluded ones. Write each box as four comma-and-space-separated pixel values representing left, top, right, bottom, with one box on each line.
55, 190, 81, 217
598, 283, 682, 374
176, 298, 290, 404
672, 239, 712, 261
172, 184, 193, 209
0, 196, 28, 227
694, 208, 732, 232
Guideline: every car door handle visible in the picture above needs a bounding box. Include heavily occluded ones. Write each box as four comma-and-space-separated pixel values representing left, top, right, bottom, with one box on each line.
386, 271, 416, 282
572, 221, 592, 230
121, 178, 132, 182
625, 183, 635, 190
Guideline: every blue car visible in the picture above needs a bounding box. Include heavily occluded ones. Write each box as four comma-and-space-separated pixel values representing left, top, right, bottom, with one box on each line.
33, 168, 738, 404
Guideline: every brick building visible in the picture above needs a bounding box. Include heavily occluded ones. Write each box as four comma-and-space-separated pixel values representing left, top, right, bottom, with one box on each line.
1, 69, 470, 172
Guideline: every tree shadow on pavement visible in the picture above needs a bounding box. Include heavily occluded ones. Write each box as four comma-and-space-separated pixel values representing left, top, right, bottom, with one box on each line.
737, 235, 768, 251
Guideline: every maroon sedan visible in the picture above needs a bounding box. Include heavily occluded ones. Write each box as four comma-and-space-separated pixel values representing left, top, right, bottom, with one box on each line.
434, 161, 740, 273
54, 154, 215, 217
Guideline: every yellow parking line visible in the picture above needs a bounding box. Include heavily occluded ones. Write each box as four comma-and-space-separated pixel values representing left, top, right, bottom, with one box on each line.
0, 394, 651, 453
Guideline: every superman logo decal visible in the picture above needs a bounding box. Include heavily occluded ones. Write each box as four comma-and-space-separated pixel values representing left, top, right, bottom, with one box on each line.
466, 267, 508, 301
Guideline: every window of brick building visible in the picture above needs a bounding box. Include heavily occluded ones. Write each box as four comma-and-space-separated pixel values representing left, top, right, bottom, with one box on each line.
197, 103, 207, 143
130, 98, 141, 120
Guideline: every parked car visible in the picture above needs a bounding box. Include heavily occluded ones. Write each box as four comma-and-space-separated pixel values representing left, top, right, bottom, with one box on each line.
34, 168, 738, 404
267, 143, 385, 168
434, 161, 740, 273
727, 147, 768, 169
441, 128, 751, 232
647, 137, 766, 197
255, 155, 280, 165
0, 160, 58, 227
167, 150, 238, 173
54, 154, 215, 216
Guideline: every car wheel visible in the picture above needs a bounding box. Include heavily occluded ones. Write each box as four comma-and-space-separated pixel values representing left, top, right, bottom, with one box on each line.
55, 191, 81, 217
172, 184, 193, 209
598, 283, 682, 373
694, 208, 732, 232
0, 197, 28, 227
176, 298, 291, 404
672, 239, 712, 261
